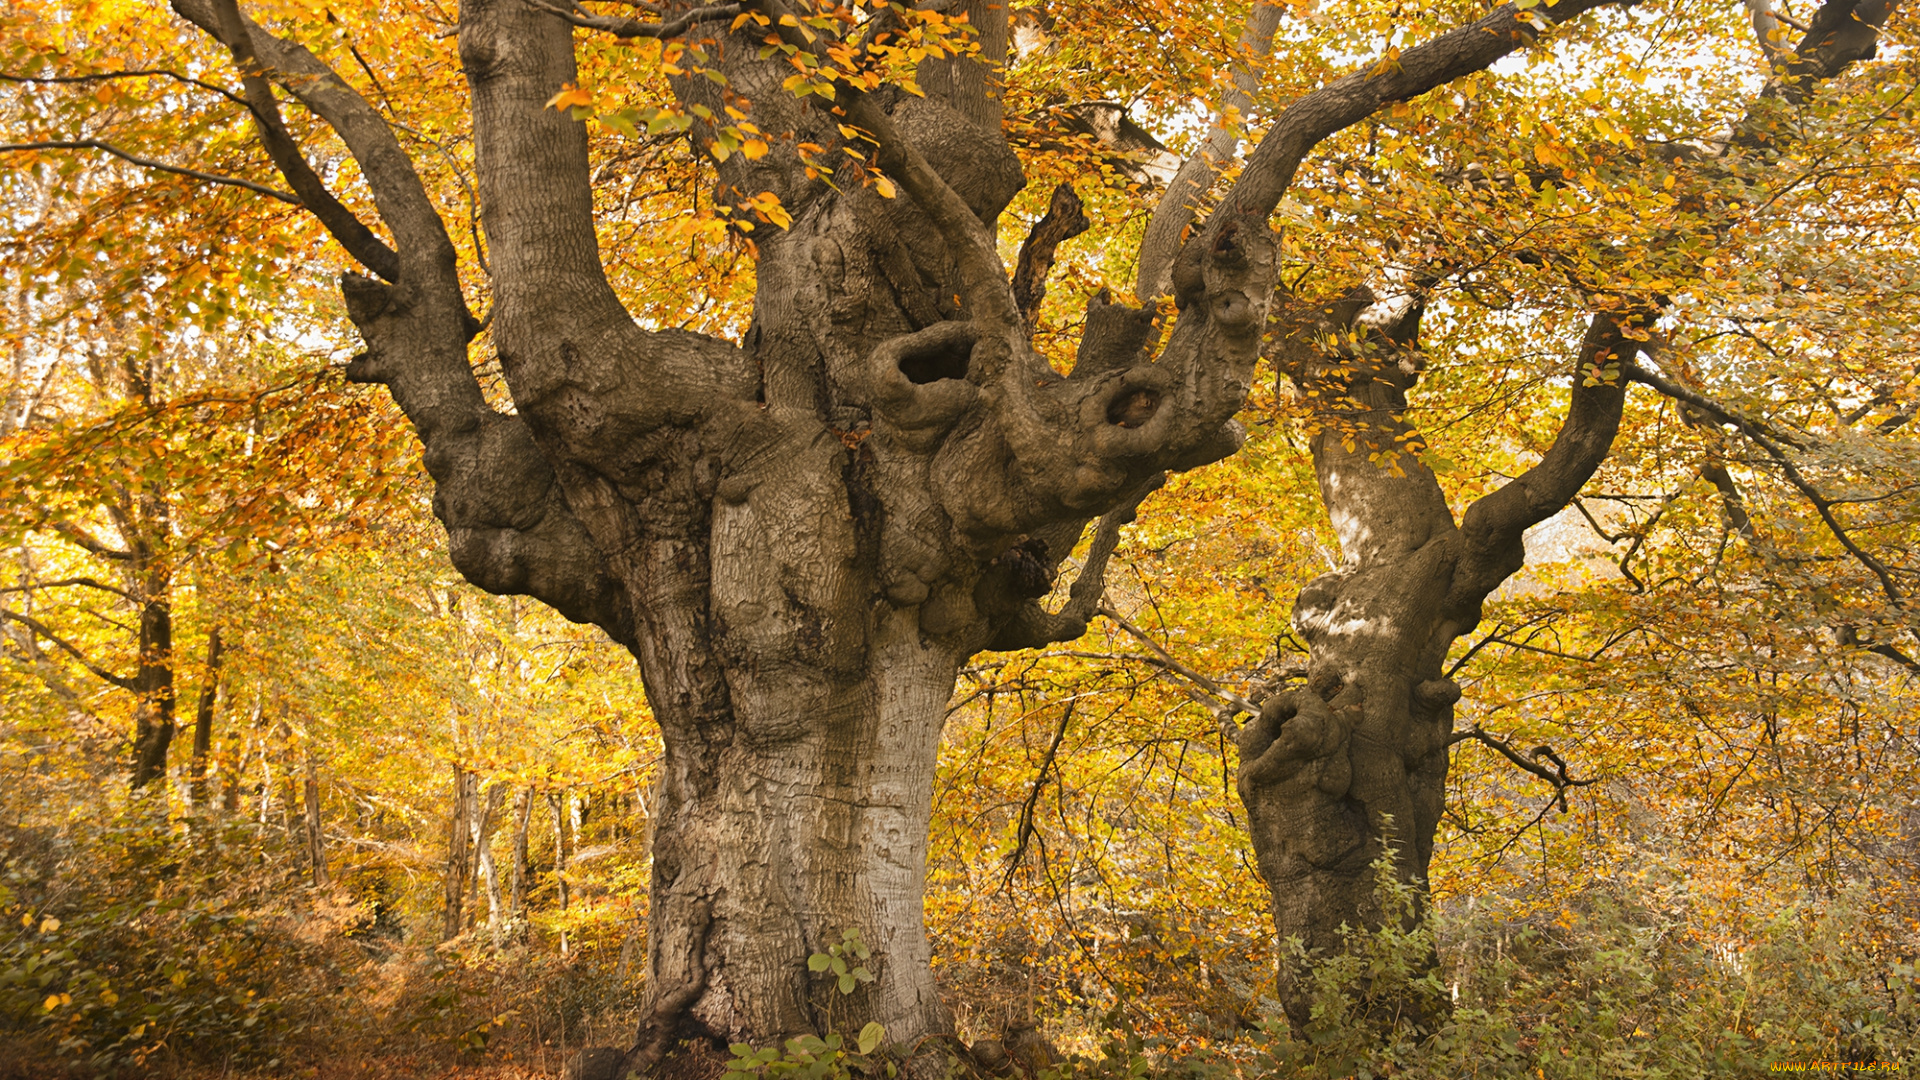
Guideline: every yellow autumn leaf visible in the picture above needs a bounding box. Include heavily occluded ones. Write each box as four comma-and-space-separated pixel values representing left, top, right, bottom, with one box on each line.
742, 138, 770, 160
544, 84, 593, 111
873, 175, 897, 199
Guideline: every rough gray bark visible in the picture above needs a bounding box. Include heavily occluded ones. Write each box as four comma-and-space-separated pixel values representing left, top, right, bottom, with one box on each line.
166, 0, 1632, 1069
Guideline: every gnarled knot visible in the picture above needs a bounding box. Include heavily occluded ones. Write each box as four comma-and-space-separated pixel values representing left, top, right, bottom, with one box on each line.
1237, 688, 1350, 794
867, 322, 983, 442
1412, 678, 1462, 711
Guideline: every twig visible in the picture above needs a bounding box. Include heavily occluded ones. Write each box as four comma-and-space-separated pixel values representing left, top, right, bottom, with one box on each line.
1002, 700, 1074, 890
1447, 725, 1593, 812
1095, 604, 1258, 718
0, 139, 299, 203
0, 609, 139, 691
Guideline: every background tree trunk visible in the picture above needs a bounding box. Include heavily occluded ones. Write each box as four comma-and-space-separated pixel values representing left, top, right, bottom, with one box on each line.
474, 781, 507, 946
445, 762, 474, 940
303, 753, 329, 887
1239, 293, 1632, 1024
188, 627, 224, 808
510, 786, 533, 924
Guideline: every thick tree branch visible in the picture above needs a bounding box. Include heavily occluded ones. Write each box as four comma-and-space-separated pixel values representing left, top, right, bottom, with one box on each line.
1455, 312, 1640, 602
1135, 0, 1283, 301
1011, 182, 1089, 330
0, 139, 299, 203
750, 0, 1021, 330
181, 0, 404, 281
171, 0, 465, 281
1188, 0, 1625, 303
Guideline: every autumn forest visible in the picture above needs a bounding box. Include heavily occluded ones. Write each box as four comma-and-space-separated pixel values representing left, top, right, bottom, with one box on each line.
2, 0, 1918, 1077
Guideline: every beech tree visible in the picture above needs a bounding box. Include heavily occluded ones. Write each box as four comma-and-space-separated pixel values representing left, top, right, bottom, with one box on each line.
9, 0, 1917, 1072
1232, 0, 1903, 1020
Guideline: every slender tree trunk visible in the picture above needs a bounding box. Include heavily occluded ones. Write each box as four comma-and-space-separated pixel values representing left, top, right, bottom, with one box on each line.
303, 753, 329, 887
188, 628, 224, 808
510, 786, 533, 921
548, 790, 570, 914
474, 781, 507, 946
444, 762, 474, 941
128, 585, 175, 789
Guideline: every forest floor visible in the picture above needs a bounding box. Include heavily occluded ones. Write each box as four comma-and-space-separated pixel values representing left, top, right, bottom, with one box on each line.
0, 1049, 565, 1079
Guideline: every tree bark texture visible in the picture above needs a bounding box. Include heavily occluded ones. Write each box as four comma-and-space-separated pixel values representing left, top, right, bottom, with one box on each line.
167, 0, 1634, 1065
445, 763, 475, 940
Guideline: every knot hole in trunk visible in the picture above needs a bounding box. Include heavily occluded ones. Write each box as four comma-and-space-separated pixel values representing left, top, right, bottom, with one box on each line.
1107, 388, 1160, 428
899, 336, 974, 384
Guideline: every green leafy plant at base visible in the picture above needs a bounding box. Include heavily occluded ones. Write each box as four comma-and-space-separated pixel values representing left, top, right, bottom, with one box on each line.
724, 1024, 893, 1080
1173, 851, 1920, 1080
726, 932, 892, 1080
810, 928, 878, 996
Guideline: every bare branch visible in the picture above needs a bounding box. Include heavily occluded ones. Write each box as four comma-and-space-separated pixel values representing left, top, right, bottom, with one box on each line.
0, 139, 299, 203
48, 522, 132, 560
0, 68, 250, 108
0, 577, 137, 603
1447, 725, 1595, 812
1627, 360, 1907, 608
1097, 603, 1258, 718
1002, 699, 1073, 890
1011, 182, 1089, 329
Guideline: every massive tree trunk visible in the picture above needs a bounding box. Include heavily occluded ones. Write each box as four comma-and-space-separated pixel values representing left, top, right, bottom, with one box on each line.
168, 0, 1624, 1070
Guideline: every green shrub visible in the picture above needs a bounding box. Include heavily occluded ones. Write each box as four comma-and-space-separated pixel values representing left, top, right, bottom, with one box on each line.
0, 810, 322, 1074
1193, 853, 1920, 1080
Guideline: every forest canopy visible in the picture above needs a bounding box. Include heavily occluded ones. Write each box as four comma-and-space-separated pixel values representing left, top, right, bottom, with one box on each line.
2, 0, 1918, 1077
